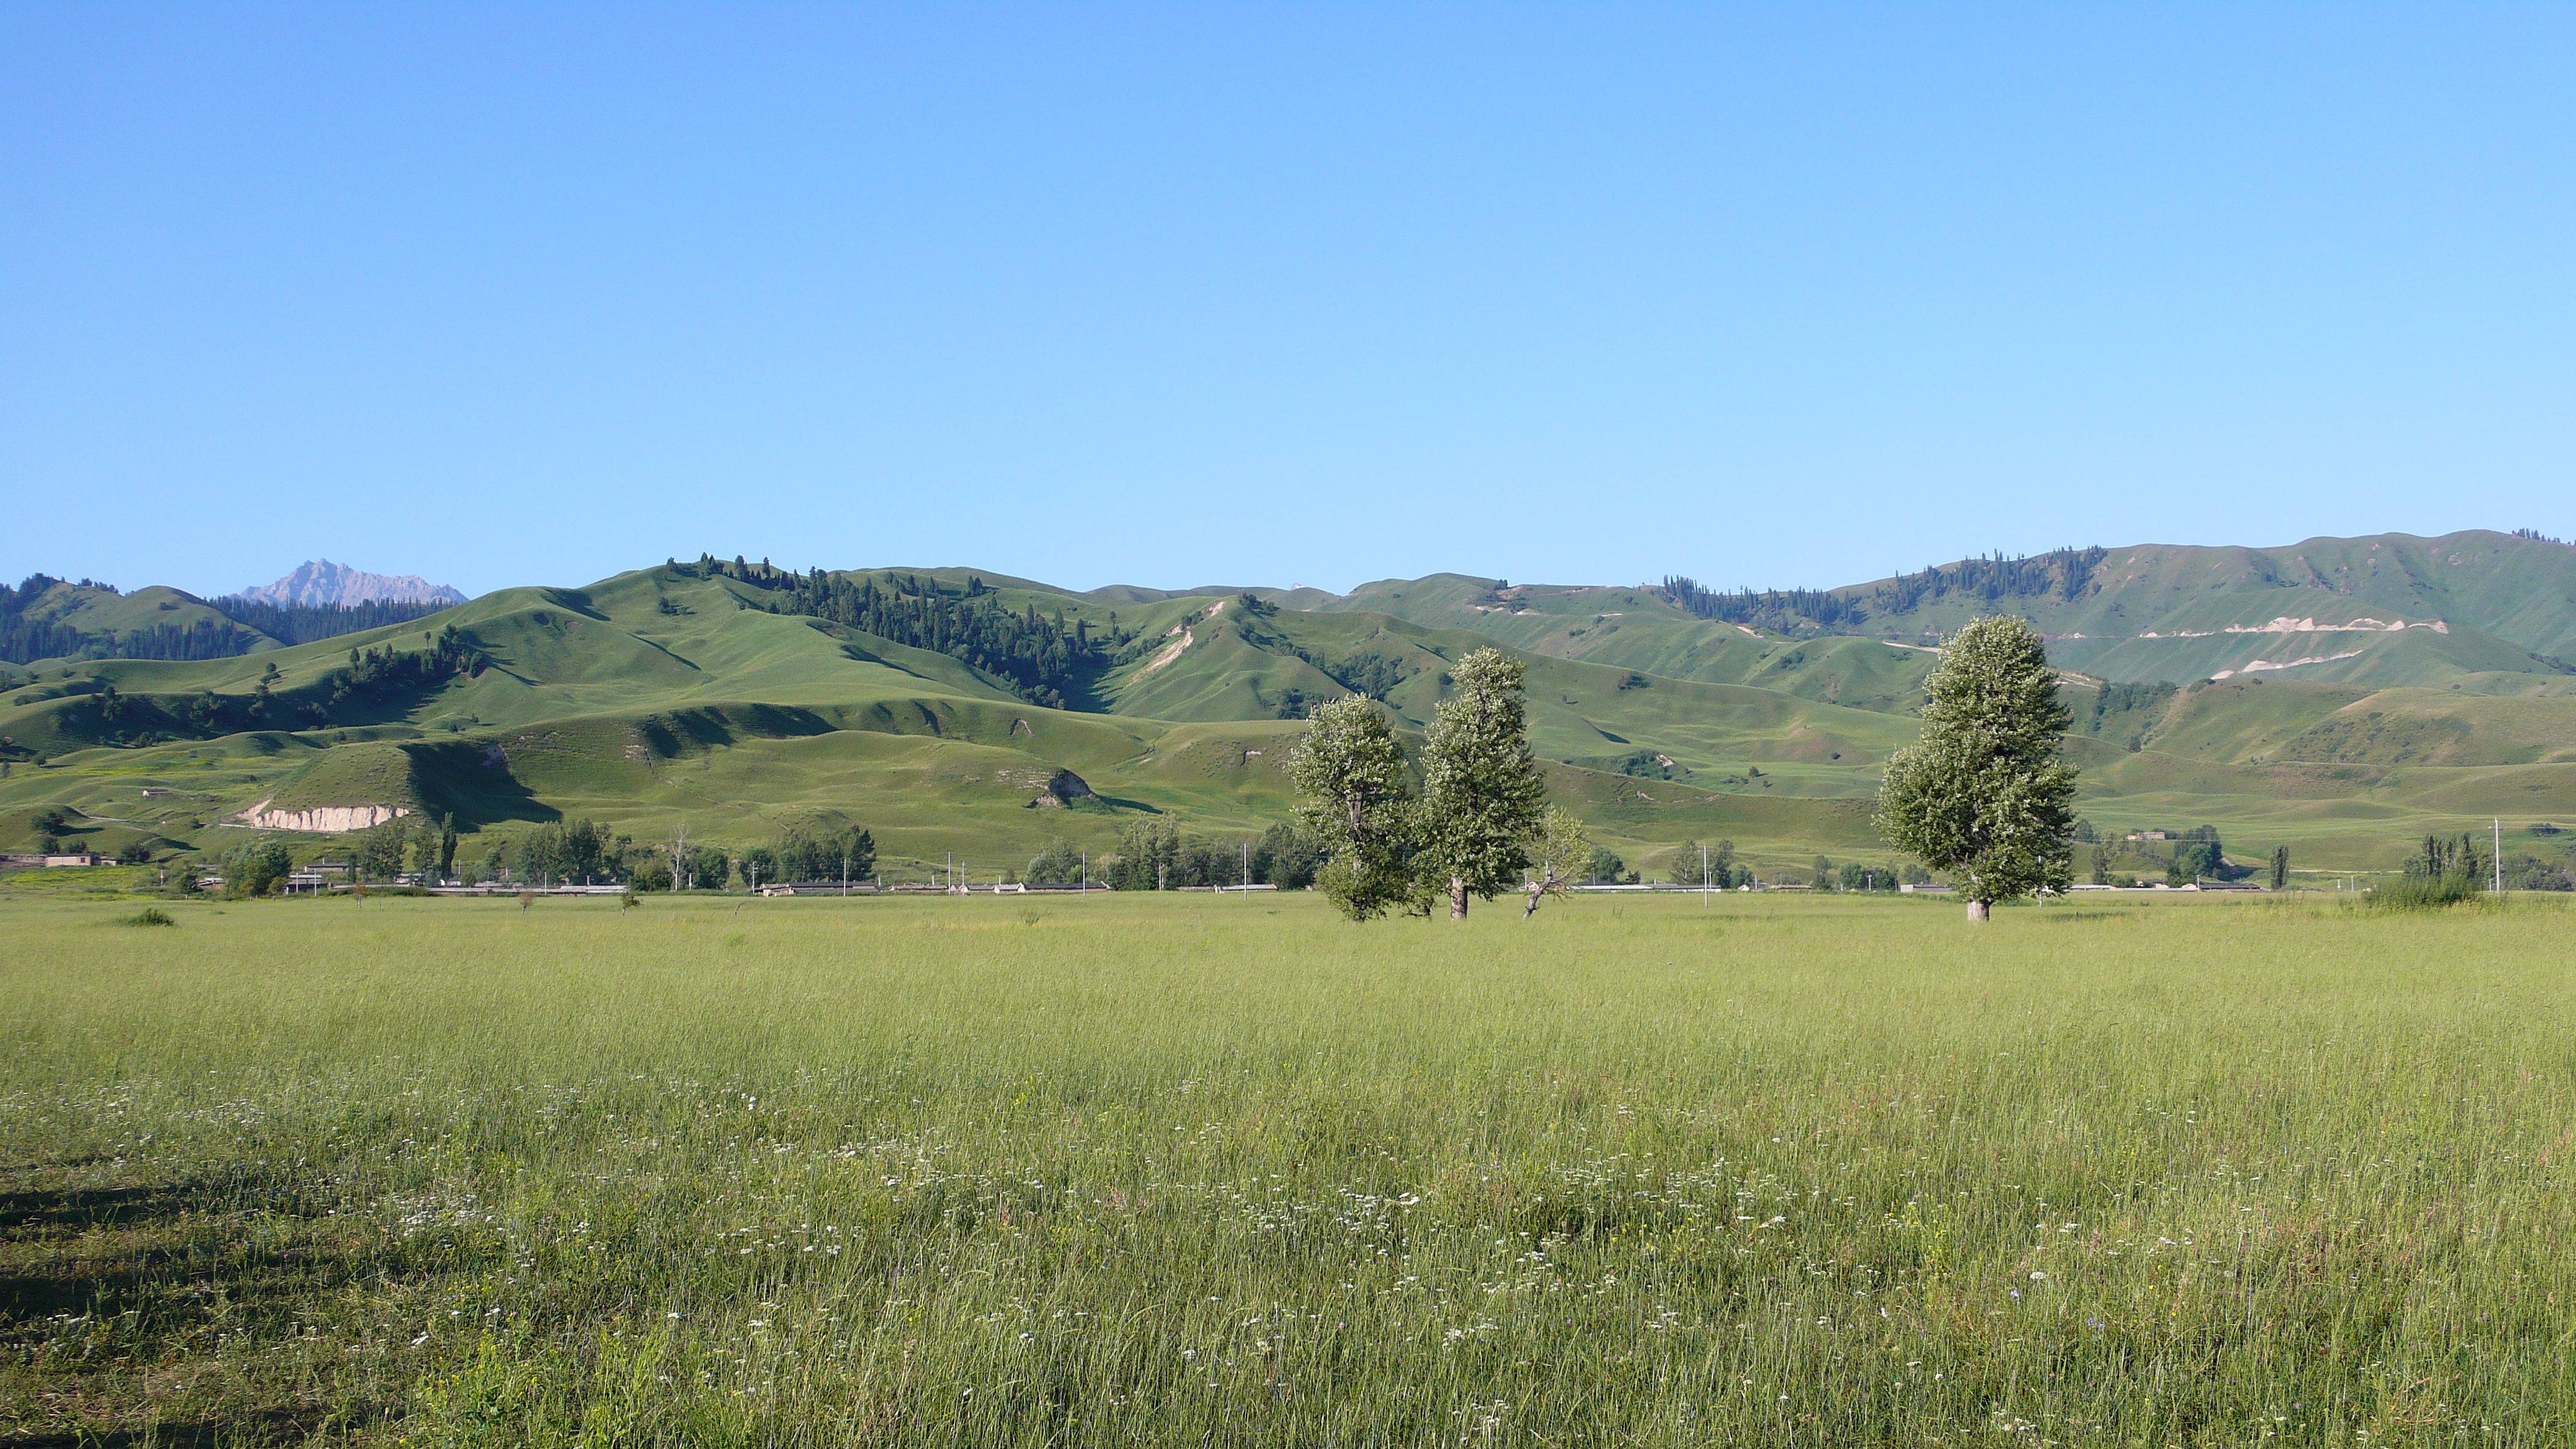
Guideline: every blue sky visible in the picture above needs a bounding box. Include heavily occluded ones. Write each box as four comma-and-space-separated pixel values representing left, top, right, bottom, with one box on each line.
5, 5, 2571, 598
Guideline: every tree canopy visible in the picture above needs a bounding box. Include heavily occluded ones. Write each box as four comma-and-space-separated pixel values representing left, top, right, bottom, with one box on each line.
1419, 648, 1547, 919
1286, 695, 1426, 920
1875, 615, 2077, 920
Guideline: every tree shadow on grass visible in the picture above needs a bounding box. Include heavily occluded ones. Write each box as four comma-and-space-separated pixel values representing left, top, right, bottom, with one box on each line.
1, 1169, 406, 1447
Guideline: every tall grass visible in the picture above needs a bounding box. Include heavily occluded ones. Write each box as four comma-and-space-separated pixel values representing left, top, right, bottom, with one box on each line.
3, 892, 2571, 1444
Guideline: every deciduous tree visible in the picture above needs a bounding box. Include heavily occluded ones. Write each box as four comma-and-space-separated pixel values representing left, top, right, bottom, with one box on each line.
1520, 807, 1592, 918
1287, 695, 1423, 920
1417, 649, 1547, 920
1876, 615, 2077, 921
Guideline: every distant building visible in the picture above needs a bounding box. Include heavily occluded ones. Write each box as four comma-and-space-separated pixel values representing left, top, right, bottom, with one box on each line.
42, 852, 107, 867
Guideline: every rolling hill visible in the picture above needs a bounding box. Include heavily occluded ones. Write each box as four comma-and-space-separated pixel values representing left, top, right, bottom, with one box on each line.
6, 533, 2576, 882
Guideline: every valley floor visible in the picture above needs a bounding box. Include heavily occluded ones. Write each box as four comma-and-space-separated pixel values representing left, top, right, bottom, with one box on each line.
3, 892, 2571, 1445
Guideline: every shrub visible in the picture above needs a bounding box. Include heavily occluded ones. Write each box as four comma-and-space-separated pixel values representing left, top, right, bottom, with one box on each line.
124, 907, 176, 928
2366, 873, 2482, 912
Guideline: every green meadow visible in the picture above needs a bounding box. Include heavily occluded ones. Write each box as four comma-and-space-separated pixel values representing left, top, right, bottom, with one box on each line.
4, 891, 2572, 1445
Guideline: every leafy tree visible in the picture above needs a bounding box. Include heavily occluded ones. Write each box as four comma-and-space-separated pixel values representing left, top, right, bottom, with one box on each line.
559, 820, 611, 881
1875, 615, 2077, 920
512, 826, 562, 886
1105, 817, 1178, 890
223, 840, 293, 896
2502, 853, 2574, 891
2164, 835, 2225, 881
2091, 845, 2111, 887
1668, 839, 1739, 888
357, 820, 410, 881
1812, 855, 1834, 890
1587, 846, 1627, 884
773, 823, 875, 884
629, 857, 674, 892
2406, 832, 2487, 887
2269, 844, 2290, 890
1255, 821, 1325, 890
740, 845, 780, 890
1520, 807, 1592, 918
1025, 840, 1086, 887
1287, 696, 1424, 920
686, 846, 731, 890
1417, 649, 1547, 920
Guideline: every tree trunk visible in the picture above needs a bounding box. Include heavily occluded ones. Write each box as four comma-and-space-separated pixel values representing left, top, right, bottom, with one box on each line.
1966, 898, 1991, 923
1450, 876, 1469, 920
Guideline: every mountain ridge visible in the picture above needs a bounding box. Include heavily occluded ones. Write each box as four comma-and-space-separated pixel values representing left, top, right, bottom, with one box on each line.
237, 560, 467, 609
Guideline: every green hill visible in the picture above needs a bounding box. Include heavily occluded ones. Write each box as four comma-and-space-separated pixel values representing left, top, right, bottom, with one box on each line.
0, 578, 275, 667
9, 537, 2576, 881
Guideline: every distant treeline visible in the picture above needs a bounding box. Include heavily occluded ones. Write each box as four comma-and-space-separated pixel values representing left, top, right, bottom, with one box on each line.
209, 596, 451, 645
45, 626, 490, 748
689, 555, 1134, 709
0, 576, 194, 664
0, 573, 448, 664
1660, 546, 2110, 634
1657, 578, 1863, 632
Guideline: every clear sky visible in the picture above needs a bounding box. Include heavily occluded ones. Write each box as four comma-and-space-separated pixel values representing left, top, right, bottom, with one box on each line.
5, 5, 2571, 599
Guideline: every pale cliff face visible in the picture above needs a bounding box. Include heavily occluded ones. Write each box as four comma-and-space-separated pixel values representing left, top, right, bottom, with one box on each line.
233, 802, 410, 833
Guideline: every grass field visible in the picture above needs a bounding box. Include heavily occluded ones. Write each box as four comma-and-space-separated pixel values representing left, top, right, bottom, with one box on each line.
4, 891, 2572, 1445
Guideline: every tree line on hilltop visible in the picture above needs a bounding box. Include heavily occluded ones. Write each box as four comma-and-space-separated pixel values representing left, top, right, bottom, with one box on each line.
687, 555, 1134, 709
1659, 546, 2109, 634
43, 628, 491, 748
0, 573, 448, 665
